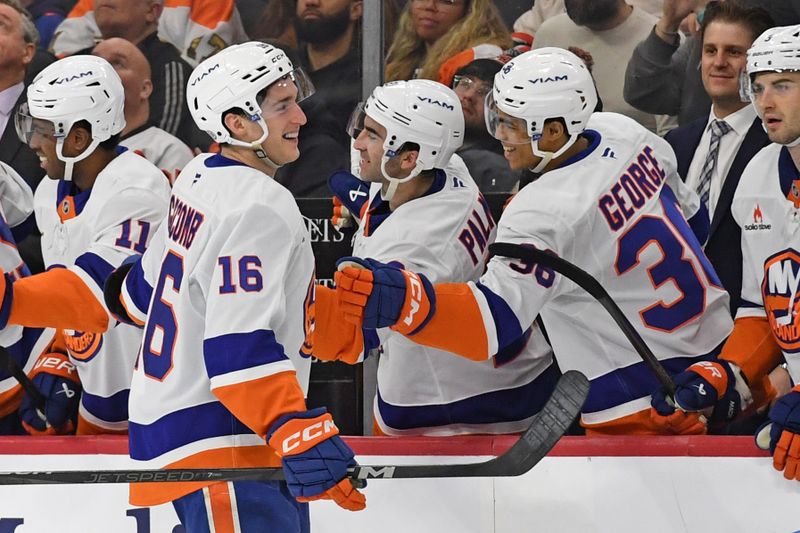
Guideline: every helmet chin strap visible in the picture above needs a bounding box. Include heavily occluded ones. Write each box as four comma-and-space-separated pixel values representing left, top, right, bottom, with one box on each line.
528, 134, 578, 174
229, 116, 284, 170
56, 138, 101, 182
380, 157, 424, 202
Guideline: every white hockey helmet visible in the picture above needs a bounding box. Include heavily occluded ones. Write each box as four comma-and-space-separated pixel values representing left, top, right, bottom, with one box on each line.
186, 41, 314, 163
745, 25, 800, 145
485, 47, 597, 172
347, 79, 464, 199
15, 55, 125, 179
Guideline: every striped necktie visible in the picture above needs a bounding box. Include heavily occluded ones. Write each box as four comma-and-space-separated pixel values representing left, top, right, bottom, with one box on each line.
696, 119, 732, 209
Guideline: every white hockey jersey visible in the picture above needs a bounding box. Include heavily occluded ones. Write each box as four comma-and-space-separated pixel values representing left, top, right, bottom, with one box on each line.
353, 160, 555, 436
406, 113, 733, 432
33, 150, 171, 433
120, 125, 193, 184
732, 143, 800, 382
0, 163, 54, 421
51, 0, 248, 66
120, 153, 313, 506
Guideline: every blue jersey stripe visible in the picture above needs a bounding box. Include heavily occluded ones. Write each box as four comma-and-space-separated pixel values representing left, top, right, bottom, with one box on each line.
203, 330, 289, 379
376, 363, 559, 430
583, 352, 719, 413
80, 387, 129, 423
74, 251, 115, 291
0, 327, 46, 381
129, 401, 254, 461
124, 258, 153, 316
474, 282, 524, 355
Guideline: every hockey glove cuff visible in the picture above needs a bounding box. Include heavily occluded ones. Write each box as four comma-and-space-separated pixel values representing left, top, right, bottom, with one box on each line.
267, 407, 366, 511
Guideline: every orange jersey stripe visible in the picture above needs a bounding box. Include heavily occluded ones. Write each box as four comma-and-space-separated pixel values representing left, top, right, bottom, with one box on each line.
408, 283, 490, 362
207, 483, 236, 533
129, 445, 281, 506
76, 415, 128, 436
582, 408, 666, 436
312, 285, 363, 364
0, 385, 23, 418
212, 371, 306, 439
9, 269, 109, 333
720, 316, 782, 385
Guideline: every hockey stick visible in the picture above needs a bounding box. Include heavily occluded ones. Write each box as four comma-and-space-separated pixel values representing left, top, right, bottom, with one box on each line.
0, 370, 588, 485
489, 242, 676, 396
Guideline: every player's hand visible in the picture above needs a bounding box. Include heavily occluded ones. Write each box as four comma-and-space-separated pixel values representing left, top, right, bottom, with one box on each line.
653, 360, 752, 423
649, 406, 707, 435
267, 408, 366, 511
334, 257, 435, 335
19, 351, 80, 435
755, 386, 800, 481
328, 171, 369, 230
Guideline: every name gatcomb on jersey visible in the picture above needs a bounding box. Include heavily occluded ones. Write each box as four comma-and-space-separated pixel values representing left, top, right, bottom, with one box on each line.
121, 153, 313, 506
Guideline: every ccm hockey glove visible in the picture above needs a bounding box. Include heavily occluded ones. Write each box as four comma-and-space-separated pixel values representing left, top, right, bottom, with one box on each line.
19, 351, 80, 435
335, 257, 436, 335
267, 408, 366, 511
756, 386, 800, 481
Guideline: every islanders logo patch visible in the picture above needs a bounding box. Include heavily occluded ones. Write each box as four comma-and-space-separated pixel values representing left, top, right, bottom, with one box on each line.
763, 249, 800, 352
63, 330, 103, 361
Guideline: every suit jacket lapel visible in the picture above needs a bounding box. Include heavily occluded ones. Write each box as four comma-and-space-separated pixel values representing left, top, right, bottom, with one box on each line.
0, 91, 25, 166
709, 118, 769, 236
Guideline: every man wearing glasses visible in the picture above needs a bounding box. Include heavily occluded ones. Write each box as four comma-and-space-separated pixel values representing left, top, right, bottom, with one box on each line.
451, 58, 519, 193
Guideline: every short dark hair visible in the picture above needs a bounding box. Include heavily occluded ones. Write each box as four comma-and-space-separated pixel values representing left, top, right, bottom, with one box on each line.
700, 0, 774, 44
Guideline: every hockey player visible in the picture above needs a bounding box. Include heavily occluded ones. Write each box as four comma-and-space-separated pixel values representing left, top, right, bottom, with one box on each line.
102, 42, 364, 530
335, 48, 735, 436
659, 24, 800, 479
0, 162, 71, 436
3, 54, 171, 434
317, 79, 557, 436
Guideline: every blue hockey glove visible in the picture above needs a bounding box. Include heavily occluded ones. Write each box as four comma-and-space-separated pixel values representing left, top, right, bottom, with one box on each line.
267, 407, 366, 511
19, 351, 80, 435
755, 386, 800, 481
328, 171, 370, 229
334, 256, 436, 335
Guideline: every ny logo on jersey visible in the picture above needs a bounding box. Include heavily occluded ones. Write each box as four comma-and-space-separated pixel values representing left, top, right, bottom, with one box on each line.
763, 250, 800, 352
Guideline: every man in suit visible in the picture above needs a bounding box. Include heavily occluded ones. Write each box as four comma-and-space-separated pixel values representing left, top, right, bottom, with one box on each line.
665, 1, 774, 316
0, 0, 53, 273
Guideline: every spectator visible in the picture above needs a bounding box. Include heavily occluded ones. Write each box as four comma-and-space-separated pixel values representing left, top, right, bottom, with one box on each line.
252, 0, 298, 48
533, 0, 677, 135
624, 0, 713, 126
664, 1, 773, 316
92, 37, 192, 182
385, 0, 511, 82
296, 0, 363, 146
0, 0, 53, 274
451, 57, 518, 192
51, 0, 248, 66
19, 0, 75, 49
514, 0, 664, 35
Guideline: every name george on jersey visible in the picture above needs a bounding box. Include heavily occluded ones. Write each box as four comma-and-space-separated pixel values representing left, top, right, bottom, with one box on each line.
168, 195, 205, 249
598, 146, 667, 232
